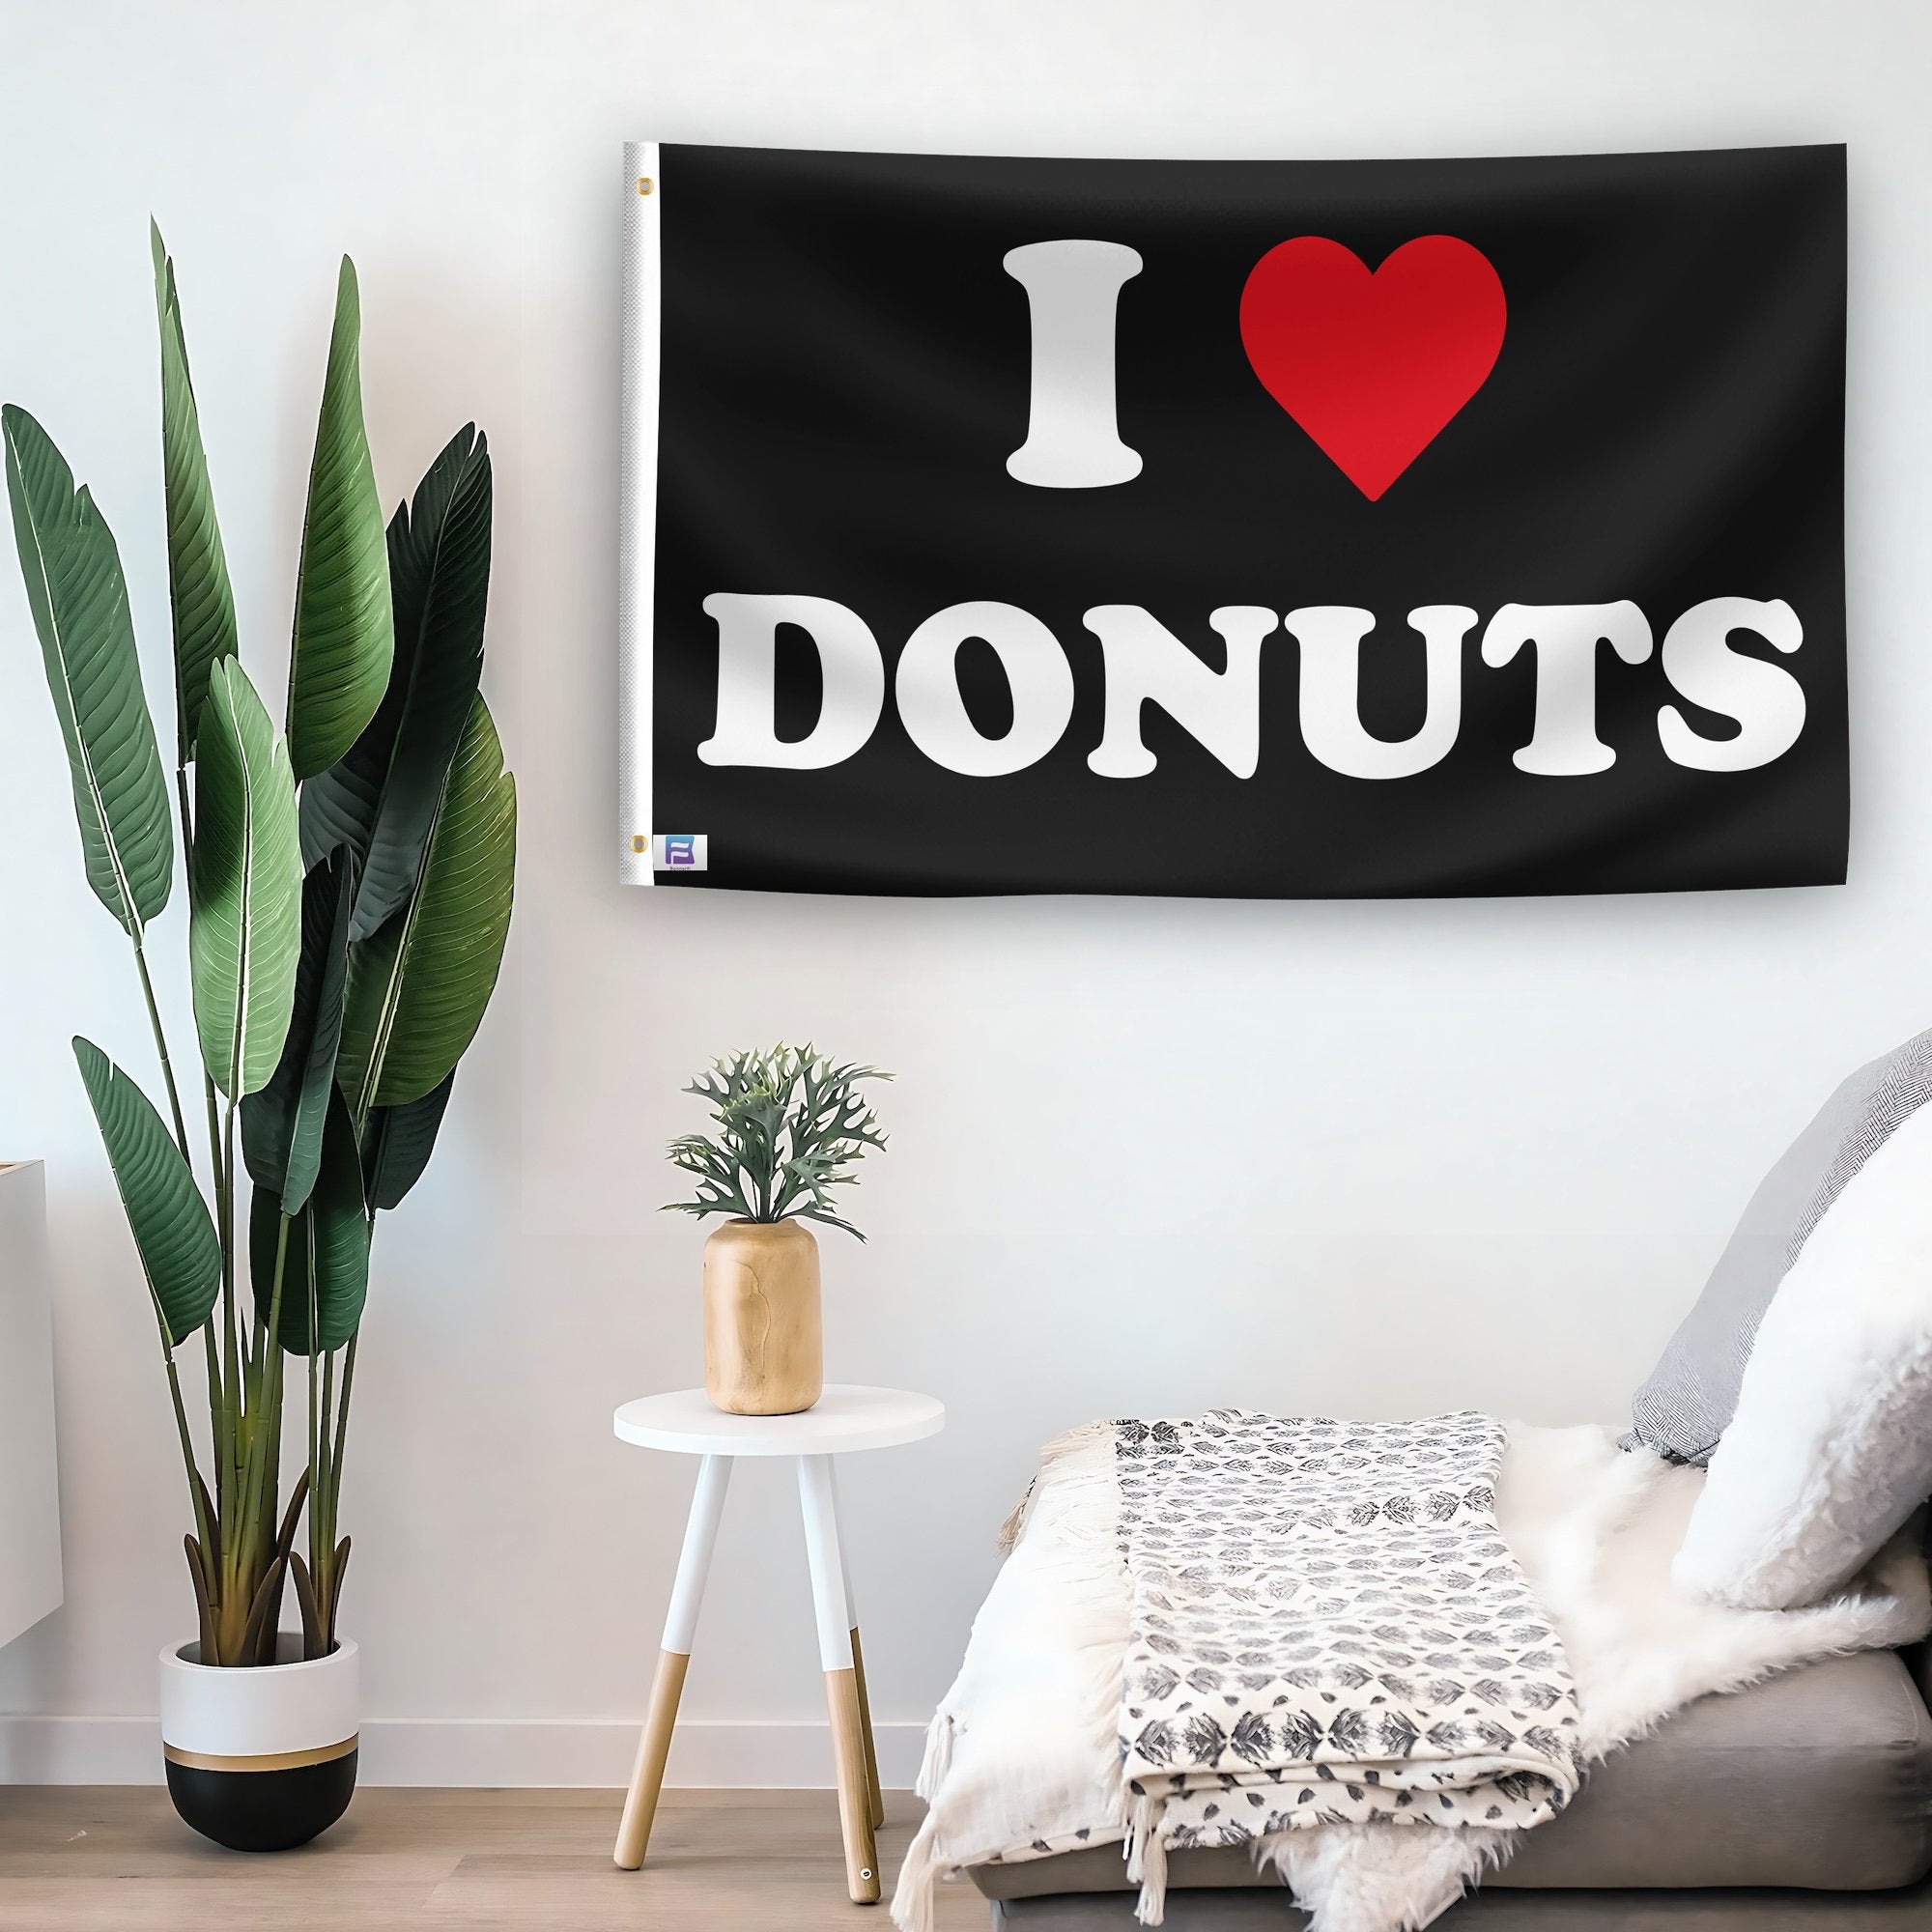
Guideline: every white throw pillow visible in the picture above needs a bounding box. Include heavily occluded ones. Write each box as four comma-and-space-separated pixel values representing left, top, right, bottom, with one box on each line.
1673, 1098, 1932, 1610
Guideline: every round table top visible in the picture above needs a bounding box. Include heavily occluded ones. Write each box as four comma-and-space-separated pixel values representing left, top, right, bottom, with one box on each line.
612, 1384, 945, 1457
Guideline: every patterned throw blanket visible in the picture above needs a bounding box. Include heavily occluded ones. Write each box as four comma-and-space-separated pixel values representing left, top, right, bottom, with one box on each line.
1113, 1411, 1583, 1918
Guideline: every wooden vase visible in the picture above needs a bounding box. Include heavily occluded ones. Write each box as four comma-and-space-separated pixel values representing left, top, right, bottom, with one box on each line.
702, 1218, 823, 1415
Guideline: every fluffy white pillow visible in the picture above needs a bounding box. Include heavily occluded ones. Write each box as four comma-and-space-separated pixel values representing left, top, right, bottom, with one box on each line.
1673, 1098, 1932, 1610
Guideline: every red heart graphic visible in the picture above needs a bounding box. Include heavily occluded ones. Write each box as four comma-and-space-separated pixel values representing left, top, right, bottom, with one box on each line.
1239, 236, 1507, 502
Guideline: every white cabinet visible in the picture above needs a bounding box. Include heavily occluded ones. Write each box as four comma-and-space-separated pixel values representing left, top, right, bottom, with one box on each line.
0, 1162, 61, 1648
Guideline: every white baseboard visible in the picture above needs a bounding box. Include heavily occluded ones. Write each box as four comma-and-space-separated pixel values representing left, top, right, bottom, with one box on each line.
0, 1715, 928, 1788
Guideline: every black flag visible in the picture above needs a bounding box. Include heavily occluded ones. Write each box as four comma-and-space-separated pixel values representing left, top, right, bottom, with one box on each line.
620, 141, 1846, 898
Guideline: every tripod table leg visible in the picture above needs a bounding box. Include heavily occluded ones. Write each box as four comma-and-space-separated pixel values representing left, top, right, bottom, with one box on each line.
613, 1454, 733, 1869
798, 1453, 881, 1903
828, 1460, 886, 1830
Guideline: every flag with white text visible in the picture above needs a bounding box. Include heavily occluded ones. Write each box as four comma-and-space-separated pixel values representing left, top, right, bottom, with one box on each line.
619, 141, 1846, 896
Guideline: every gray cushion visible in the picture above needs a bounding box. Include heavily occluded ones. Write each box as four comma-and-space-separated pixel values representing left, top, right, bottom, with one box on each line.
1626, 1027, 1932, 1465
969, 1650, 1932, 1899
990, 1878, 1932, 1927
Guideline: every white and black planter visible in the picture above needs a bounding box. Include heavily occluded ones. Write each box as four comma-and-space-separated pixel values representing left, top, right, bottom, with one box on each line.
159, 1635, 358, 1852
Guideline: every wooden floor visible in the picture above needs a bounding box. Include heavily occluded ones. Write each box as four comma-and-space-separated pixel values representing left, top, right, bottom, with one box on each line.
0, 1786, 986, 1931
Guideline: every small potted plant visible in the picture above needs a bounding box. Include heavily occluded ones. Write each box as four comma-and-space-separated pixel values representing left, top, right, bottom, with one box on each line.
666, 1046, 889, 1415
5, 228, 514, 1851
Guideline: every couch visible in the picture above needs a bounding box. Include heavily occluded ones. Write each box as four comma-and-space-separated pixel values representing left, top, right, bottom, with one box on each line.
967, 1647, 1932, 1927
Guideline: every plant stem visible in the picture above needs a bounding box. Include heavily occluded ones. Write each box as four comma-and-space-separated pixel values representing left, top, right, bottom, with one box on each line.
329, 1335, 355, 1525
320, 1334, 355, 1651
314, 1346, 336, 1564
220, 1095, 240, 1416
162, 1349, 213, 1564
217, 1097, 242, 1612
202, 1321, 225, 1524
307, 1333, 321, 1546
241, 1215, 290, 1587
130, 938, 190, 1165
217, 1212, 288, 1662
200, 1074, 226, 1513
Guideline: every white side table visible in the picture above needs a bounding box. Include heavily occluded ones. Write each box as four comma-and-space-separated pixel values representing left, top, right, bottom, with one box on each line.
611, 1383, 945, 1903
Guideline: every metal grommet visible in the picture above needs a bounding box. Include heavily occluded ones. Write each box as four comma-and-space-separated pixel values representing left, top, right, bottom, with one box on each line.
637, 176, 653, 196
631, 835, 647, 853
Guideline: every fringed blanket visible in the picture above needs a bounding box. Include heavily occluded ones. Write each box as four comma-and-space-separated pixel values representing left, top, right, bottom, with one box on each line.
895, 1419, 1932, 1932
1111, 1412, 1581, 1918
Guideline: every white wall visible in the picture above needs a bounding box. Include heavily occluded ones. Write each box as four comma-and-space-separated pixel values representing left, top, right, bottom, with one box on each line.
3, 0, 1931, 1786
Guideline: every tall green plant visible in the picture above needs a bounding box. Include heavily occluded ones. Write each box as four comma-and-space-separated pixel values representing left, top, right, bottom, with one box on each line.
6, 228, 515, 1665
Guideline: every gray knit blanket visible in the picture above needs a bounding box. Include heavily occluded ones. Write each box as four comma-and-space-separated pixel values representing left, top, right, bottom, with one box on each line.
1114, 1410, 1584, 1906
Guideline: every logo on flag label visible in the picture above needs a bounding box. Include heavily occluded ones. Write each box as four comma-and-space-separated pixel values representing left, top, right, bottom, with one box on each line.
651, 834, 707, 871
